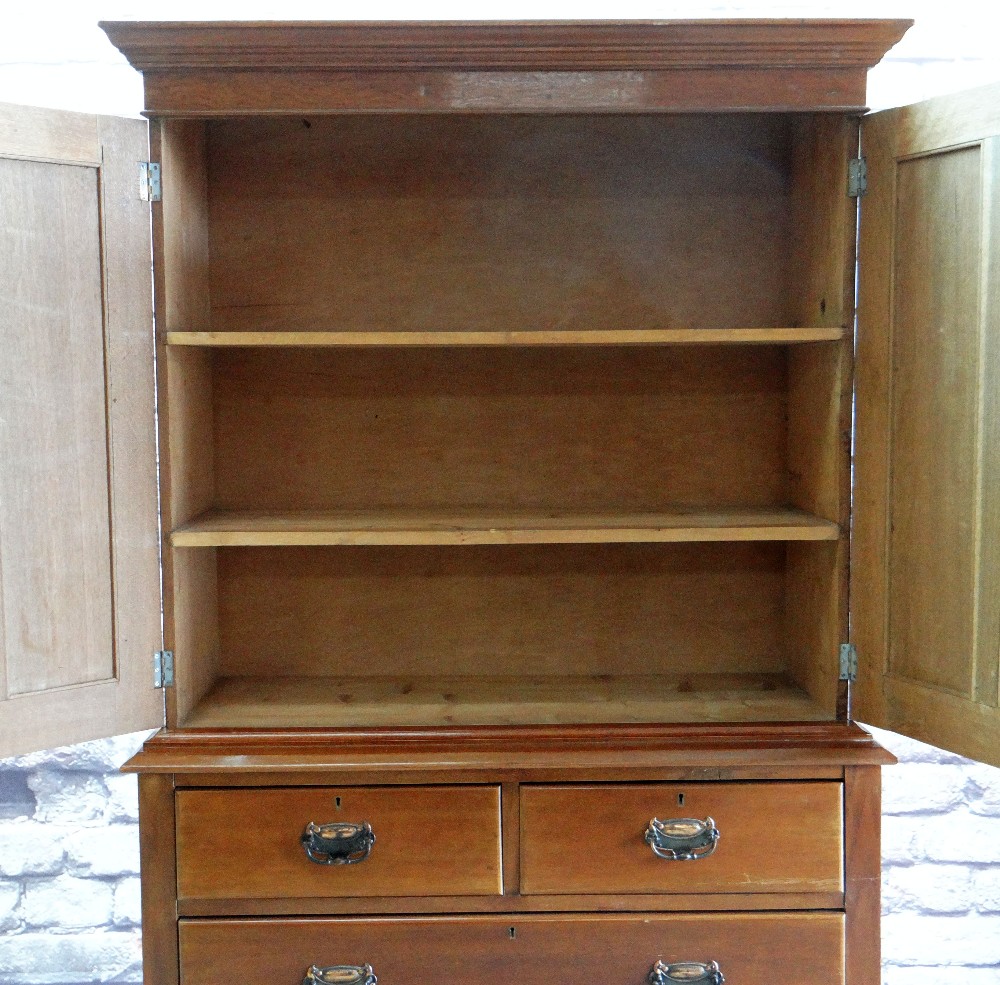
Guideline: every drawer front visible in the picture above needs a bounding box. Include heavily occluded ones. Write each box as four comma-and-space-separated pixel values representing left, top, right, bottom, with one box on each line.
521, 782, 843, 894
179, 912, 844, 985
175, 785, 501, 900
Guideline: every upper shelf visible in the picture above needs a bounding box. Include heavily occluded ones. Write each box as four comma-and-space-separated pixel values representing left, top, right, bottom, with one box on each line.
171, 506, 840, 547
166, 327, 847, 348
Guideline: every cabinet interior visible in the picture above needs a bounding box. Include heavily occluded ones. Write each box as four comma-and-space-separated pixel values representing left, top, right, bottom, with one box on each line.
158, 111, 854, 730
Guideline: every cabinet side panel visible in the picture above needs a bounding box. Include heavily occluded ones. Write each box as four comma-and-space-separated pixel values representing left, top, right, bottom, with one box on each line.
783, 117, 856, 719
844, 766, 881, 985
154, 120, 219, 726
139, 774, 179, 985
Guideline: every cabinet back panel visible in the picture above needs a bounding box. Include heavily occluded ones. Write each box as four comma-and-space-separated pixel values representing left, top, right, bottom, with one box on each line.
206, 114, 794, 333
214, 542, 785, 678
212, 346, 788, 512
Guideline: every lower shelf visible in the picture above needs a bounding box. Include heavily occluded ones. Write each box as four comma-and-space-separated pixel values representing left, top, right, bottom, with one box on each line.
181, 673, 832, 728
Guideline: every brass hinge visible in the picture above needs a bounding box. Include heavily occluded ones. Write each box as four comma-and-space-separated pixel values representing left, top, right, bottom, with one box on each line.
153, 650, 174, 688
139, 162, 161, 202
839, 643, 858, 682
847, 157, 868, 198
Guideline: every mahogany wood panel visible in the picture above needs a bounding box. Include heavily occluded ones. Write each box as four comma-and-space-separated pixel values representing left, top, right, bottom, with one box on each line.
177, 890, 844, 917
142, 68, 874, 115
845, 766, 883, 985
171, 766, 846, 786
206, 115, 796, 336
520, 781, 842, 894
123, 722, 894, 773
100, 20, 911, 114
138, 775, 179, 985
212, 543, 788, 681
101, 20, 912, 72
175, 785, 502, 899
178, 912, 845, 985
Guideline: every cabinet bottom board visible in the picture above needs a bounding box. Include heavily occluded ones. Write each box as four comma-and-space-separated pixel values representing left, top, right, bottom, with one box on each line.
179, 672, 833, 728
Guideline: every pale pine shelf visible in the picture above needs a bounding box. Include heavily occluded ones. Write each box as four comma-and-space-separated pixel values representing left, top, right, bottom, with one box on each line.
180, 673, 833, 729
165, 327, 847, 347
171, 507, 840, 547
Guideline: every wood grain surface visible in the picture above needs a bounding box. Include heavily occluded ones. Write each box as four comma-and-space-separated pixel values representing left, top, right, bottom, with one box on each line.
173, 506, 839, 547
176, 785, 501, 899
209, 542, 789, 681
178, 911, 845, 985
180, 673, 830, 730
520, 781, 842, 894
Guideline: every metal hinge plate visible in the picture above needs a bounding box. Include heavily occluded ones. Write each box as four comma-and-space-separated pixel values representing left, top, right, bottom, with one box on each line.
848, 157, 868, 198
839, 643, 858, 682
139, 162, 161, 202
153, 650, 174, 688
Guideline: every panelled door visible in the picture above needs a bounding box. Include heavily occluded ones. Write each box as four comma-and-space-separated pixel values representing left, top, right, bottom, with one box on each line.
0, 102, 162, 757
854, 82, 1000, 768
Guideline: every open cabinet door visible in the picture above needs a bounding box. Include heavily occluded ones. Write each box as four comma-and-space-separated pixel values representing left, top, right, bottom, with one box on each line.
0, 102, 163, 757
854, 83, 1000, 767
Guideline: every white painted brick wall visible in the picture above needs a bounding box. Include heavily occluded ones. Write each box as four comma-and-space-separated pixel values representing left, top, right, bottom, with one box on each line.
1, 1, 999, 981
0, 733, 147, 983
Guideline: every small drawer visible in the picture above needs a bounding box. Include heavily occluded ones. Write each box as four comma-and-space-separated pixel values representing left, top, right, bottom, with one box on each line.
175, 785, 502, 900
520, 781, 843, 895
179, 912, 844, 985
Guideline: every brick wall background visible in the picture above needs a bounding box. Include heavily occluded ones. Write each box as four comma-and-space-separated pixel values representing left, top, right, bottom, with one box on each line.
1, 1, 999, 981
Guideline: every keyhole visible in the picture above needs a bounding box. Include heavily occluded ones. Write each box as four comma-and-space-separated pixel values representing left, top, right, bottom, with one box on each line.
335, 796, 342, 809
509, 927, 517, 939
820, 298, 827, 315
678, 793, 685, 807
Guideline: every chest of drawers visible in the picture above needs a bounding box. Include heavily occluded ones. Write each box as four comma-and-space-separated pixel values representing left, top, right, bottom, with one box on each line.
3, 17, 1000, 985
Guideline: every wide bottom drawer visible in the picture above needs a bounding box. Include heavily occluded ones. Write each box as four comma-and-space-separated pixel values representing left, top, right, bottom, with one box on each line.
179, 912, 844, 985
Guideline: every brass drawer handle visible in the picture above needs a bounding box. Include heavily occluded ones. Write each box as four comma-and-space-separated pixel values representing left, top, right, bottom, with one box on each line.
301, 821, 375, 865
303, 964, 376, 985
649, 960, 724, 985
644, 816, 719, 860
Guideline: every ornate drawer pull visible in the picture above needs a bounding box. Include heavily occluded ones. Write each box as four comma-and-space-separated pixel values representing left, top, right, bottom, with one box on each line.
301, 821, 375, 865
303, 964, 377, 985
649, 960, 724, 985
644, 816, 719, 860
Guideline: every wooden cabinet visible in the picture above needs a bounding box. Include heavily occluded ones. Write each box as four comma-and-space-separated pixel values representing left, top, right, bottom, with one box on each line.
2, 17, 1000, 985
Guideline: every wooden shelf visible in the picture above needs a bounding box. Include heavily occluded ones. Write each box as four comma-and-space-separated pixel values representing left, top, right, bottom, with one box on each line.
165, 327, 847, 348
181, 673, 833, 729
171, 507, 840, 547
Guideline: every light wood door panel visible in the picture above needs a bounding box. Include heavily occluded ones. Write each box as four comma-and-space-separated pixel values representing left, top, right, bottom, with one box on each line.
0, 156, 113, 695
179, 912, 845, 985
0, 102, 162, 756
855, 82, 1000, 767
